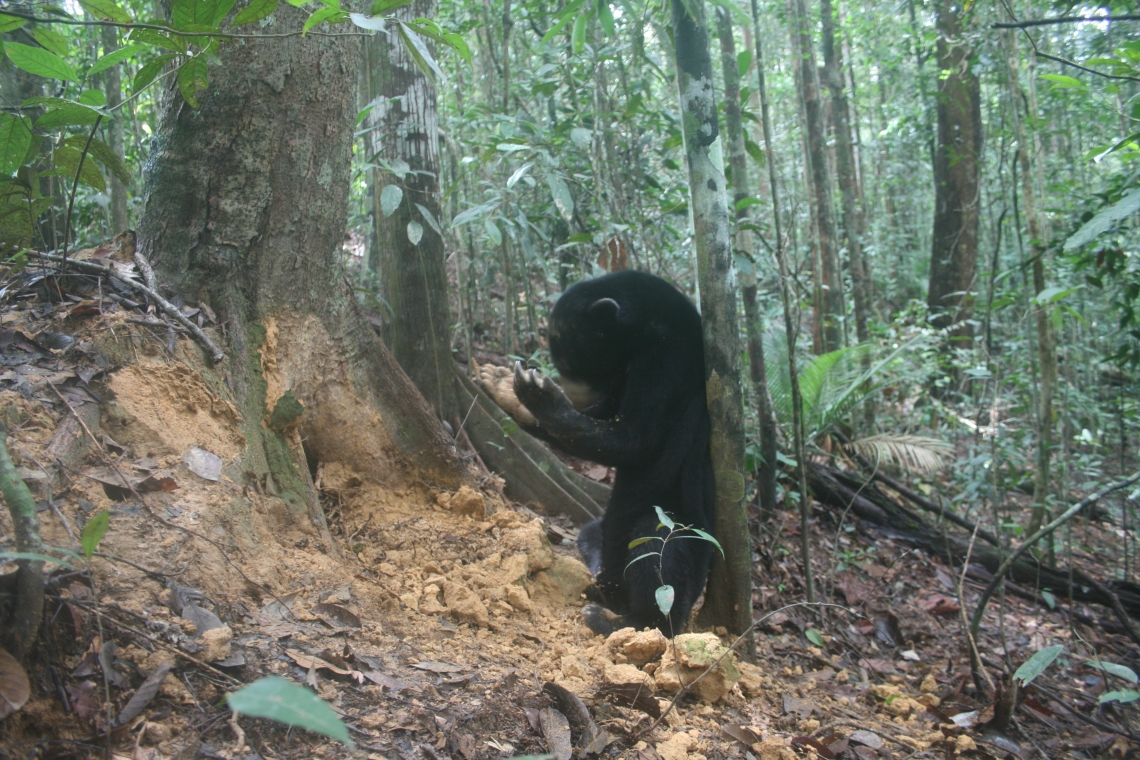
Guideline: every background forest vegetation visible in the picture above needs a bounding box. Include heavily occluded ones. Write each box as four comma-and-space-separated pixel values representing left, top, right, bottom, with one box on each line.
3, 0, 1140, 739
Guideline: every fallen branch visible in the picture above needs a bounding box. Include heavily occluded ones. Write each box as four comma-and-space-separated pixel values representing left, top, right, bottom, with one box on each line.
26, 250, 225, 364
968, 471, 1140, 639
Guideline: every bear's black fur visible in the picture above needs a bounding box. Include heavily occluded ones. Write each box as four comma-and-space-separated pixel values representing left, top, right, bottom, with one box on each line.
509, 270, 714, 636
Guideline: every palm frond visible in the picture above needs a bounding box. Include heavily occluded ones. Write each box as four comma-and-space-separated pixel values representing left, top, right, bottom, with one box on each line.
844, 434, 953, 474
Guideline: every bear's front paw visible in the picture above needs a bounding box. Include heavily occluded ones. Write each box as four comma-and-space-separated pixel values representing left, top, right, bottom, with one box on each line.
513, 361, 574, 420
475, 363, 536, 427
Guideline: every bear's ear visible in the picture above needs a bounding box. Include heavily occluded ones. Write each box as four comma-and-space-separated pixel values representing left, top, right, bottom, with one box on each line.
587, 297, 620, 321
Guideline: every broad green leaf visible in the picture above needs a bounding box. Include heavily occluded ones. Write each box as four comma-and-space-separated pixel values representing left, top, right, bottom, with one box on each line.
303, 5, 342, 34
570, 127, 592, 149
1039, 73, 1084, 90
655, 584, 674, 615
0, 14, 26, 33
413, 203, 441, 235
596, 0, 613, 36
226, 677, 354, 747
689, 528, 725, 558
654, 505, 675, 530
349, 12, 386, 31
1086, 661, 1139, 684
1065, 188, 1140, 251
172, 0, 217, 29
5, 43, 79, 83
571, 13, 588, 55
628, 536, 658, 550
737, 49, 752, 78
396, 21, 444, 81
564, 232, 592, 244
623, 551, 660, 573
371, 0, 413, 12
1014, 644, 1064, 687
380, 184, 402, 217
33, 100, 102, 129
1041, 589, 1055, 609
177, 58, 208, 107
62, 135, 129, 184
441, 33, 470, 64
232, 0, 279, 25
0, 115, 32, 177
134, 54, 177, 92
506, 162, 532, 189
1101, 690, 1140, 704
805, 629, 825, 646
0, 550, 77, 568
484, 218, 502, 246
78, 89, 107, 106
736, 196, 763, 211
88, 44, 145, 76
284, 0, 307, 7
744, 137, 765, 167
547, 174, 573, 221
81, 510, 110, 559
406, 220, 422, 245
129, 28, 186, 53
451, 202, 494, 227
213, 0, 237, 25
79, 0, 132, 23
33, 28, 68, 57
54, 145, 107, 192
539, 12, 576, 47
496, 143, 529, 153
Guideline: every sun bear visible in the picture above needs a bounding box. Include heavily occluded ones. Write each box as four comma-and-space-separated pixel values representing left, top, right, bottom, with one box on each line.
478, 270, 714, 636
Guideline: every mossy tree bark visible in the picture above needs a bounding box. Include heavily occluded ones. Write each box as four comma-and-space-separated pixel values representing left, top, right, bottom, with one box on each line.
928, 0, 980, 347
362, 0, 459, 424
714, 6, 777, 518
137, 6, 472, 532
787, 0, 844, 354
669, 0, 752, 641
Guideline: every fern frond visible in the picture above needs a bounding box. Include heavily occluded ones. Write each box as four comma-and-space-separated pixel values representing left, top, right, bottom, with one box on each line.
845, 434, 952, 474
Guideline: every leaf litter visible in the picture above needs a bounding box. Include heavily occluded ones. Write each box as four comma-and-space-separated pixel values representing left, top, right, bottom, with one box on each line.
0, 258, 1137, 758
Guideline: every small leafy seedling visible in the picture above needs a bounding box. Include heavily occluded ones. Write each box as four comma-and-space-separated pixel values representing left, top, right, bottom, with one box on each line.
626, 506, 724, 621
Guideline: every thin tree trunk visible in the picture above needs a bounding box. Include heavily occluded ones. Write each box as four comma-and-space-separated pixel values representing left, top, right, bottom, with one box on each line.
138, 5, 471, 524
752, 0, 815, 603
820, 0, 872, 428
928, 0, 981, 347
715, 7, 777, 519
363, 0, 458, 422
787, 0, 843, 353
1006, 32, 1055, 537
101, 26, 128, 234
669, 0, 752, 641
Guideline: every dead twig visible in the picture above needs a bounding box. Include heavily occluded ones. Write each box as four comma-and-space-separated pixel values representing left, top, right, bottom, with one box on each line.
968, 472, 1140, 640
27, 250, 225, 363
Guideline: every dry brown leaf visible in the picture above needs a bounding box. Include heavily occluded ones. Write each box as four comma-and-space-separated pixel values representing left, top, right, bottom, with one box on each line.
0, 646, 30, 719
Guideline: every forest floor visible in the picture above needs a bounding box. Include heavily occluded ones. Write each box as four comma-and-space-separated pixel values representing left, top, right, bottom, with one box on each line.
0, 256, 1137, 760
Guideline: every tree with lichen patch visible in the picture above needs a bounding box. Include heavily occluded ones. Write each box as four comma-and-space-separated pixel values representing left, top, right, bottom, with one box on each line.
668, 0, 752, 643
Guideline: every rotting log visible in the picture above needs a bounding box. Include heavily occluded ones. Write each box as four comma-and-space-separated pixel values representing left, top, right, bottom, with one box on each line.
454, 366, 605, 524
806, 461, 1140, 618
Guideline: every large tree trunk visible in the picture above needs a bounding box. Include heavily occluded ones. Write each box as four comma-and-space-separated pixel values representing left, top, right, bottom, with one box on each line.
787, 0, 843, 354
927, 0, 981, 345
669, 0, 752, 640
137, 5, 471, 531
714, 7, 777, 519
362, 0, 459, 423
